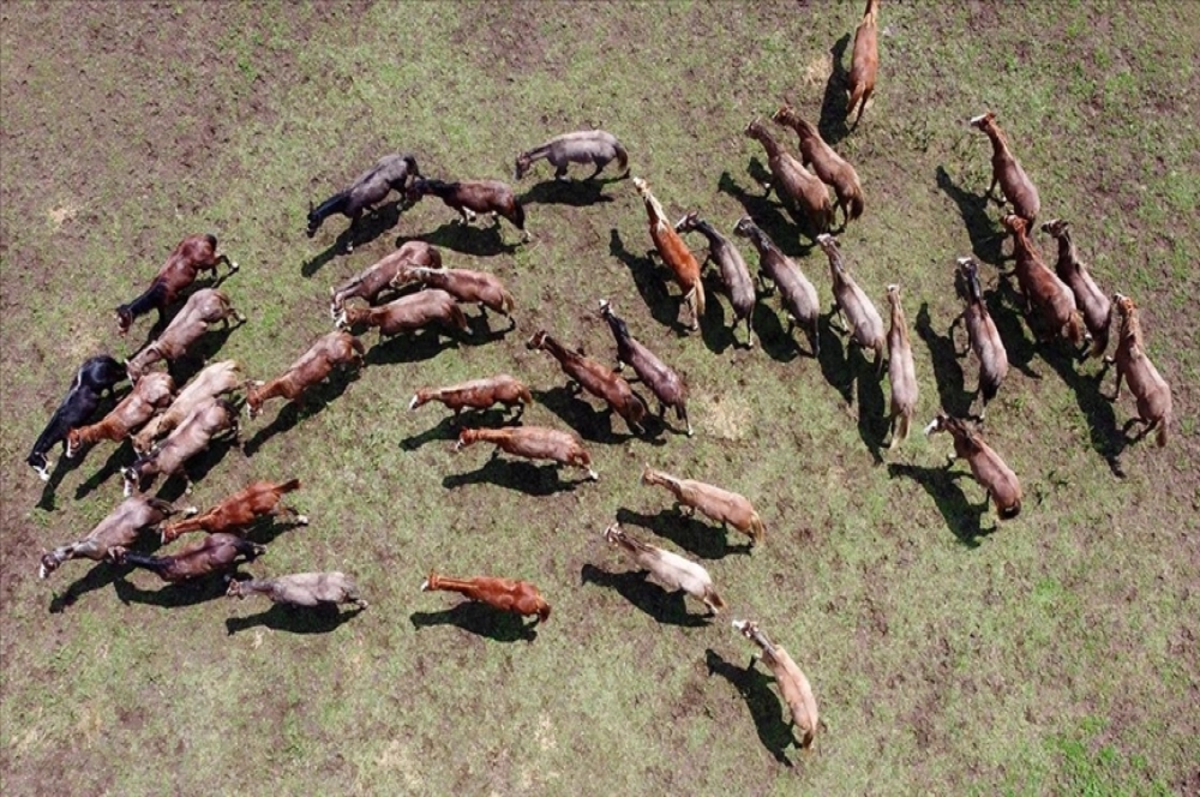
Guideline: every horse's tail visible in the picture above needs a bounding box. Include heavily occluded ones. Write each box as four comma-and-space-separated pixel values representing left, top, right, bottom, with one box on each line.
501, 289, 516, 314
1066, 311, 1085, 347
847, 187, 865, 222
894, 411, 911, 447
349, 335, 367, 356
510, 199, 527, 231
1157, 411, 1170, 448
275, 478, 302, 494
614, 141, 630, 175
448, 303, 469, 332
205, 233, 219, 249
980, 374, 1000, 405
691, 278, 706, 323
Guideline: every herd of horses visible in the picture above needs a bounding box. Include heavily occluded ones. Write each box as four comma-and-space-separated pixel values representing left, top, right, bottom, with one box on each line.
23, 0, 1175, 759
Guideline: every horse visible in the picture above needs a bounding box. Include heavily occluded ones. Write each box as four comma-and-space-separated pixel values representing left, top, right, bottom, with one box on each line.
328, 241, 442, 319
245, 330, 365, 419
924, 413, 1022, 518
602, 523, 726, 615
160, 479, 306, 543
847, 0, 880, 126
335, 289, 468, 341
884, 285, 918, 449
455, 426, 598, 481
526, 329, 647, 434
1041, 219, 1111, 358
421, 571, 550, 623
640, 464, 765, 545
39, 495, 180, 579
970, 111, 1040, 224
675, 211, 756, 348
407, 177, 529, 242
772, 106, 864, 226
122, 396, 239, 496
391, 265, 515, 326
514, 129, 629, 181
733, 217, 820, 355
732, 620, 821, 751
598, 300, 690, 435
816, 234, 886, 372
228, 571, 367, 609
66, 372, 175, 459
409, 374, 532, 419
125, 288, 244, 380
951, 257, 1009, 419
744, 118, 833, 236
307, 153, 420, 252
132, 360, 242, 455
116, 234, 238, 335
1107, 294, 1172, 447
631, 176, 705, 331
114, 532, 265, 583
1001, 214, 1084, 347
27, 355, 127, 481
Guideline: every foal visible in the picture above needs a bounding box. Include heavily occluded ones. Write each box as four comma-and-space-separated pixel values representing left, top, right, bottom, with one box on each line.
847, 0, 880, 126
598, 300, 691, 435
39, 495, 179, 579
924, 414, 1022, 519
116, 233, 238, 335
632, 176, 705, 331
407, 177, 529, 242
421, 571, 550, 624
772, 106, 864, 226
514, 129, 629, 181
245, 330, 365, 419
971, 111, 1040, 224
66, 372, 176, 459
744, 119, 833, 236
734, 217, 820, 355
527, 329, 647, 434
307, 153, 420, 252
675, 211, 756, 348
1108, 294, 1172, 447
816, 234, 885, 372
1041, 219, 1111, 358
125, 288, 244, 380
27, 355, 126, 481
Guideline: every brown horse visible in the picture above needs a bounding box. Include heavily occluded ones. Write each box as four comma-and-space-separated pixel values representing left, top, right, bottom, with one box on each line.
116, 234, 238, 335
772, 106, 864, 226
971, 112, 1040, 224
160, 478, 306, 543
598, 301, 690, 435
527, 329, 647, 434
924, 414, 1022, 519
816, 234, 885, 372
115, 532, 265, 583
409, 374, 532, 419
1107, 294, 1172, 447
734, 216, 820, 355
632, 176, 705, 330
245, 330, 365, 419
421, 571, 550, 623
514, 129, 629, 181
455, 426, 598, 481
675, 211, 756, 347
228, 571, 367, 609
392, 265, 515, 325
335, 289, 468, 341
39, 495, 179, 579
328, 241, 442, 319
66, 372, 176, 458
847, 0, 880, 126
885, 284, 918, 449
125, 288, 245, 380
952, 257, 1008, 418
122, 396, 239, 496
1041, 219, 1111, 358
1002, 214, 1084, 347
641, 464, 765, 545
744, 119, 834, 236
732, 619, 821, 751
132, 360, 242, 455
407, 177, 529, 242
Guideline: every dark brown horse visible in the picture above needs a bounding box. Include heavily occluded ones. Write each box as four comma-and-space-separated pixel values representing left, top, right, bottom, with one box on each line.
115, 532, 265, 583
675, 211, 756, 347
407, 177, 529, 242
772, 106, 864, 226
1002, 214, 1084, 347
598, 300, 690, 435
971, 112, 1040, 224
744, 119, 833, 236
527, 329, 647, 434
307, 153, 420, 252
116, 234, 238, 335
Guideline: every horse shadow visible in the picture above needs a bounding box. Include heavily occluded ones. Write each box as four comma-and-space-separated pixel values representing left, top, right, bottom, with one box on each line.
48, 561, 127, 613
716, 170, 811, 258
853, 354, 887, 463
916, 301, 973, 418
519, 178, 617, 207
935, 166, 1004, 267
580, 564, 712, 628
410, 602, 539, 643
301, 244, 340, 279
403, 221, 520, 258
362, 328, 463, 368
608, 228, 690, 335
463, 310, 516, 343
531, 386, 643, 445
73, 441, 135, 499
443, 456, 586, 496
1040, 348, 1128, 476
242, 370, 359, 457
34, 456, 75, 511
615, 507, 753, 560
985, 279, 1041, 378
705, 649, 796, 766
301, 201, 407, 277
400, 408, 522, 451
751, 302, 803, 364
226, 602, 366, 635
887, 462, 993, 547
818, 32, 853, 146
113, 572, 231, 608
815, 313, 855, 405
240, 516, 310, 547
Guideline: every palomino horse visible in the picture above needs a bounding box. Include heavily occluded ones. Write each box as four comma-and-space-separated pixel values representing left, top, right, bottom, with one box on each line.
116, 234, 238, 335
734, 217, 820, 355
1041, 219, 1111, 359
527, 329, 647, 434
641, 464, 765, 545
952, 257, 1008, 419
27, 355, 127, 481
772, 106, 864, 226
514, 130, 629, 181
602, 523, 726, 615
847, 0, 880, 126
245, 330, 365, 419
924, 413, 1022, 519
675, 211, 756, 348
228, 572, 367, 609
632, 176, 705, 331
407, 178, 529, 242
1107, 294, 1172, 447
421, 571, 550, 623
307, 153, 420, 252
744, 119, 833, 237
732, 619, 821, 752
970, 112, 1040, 224
598, 300, 691, 436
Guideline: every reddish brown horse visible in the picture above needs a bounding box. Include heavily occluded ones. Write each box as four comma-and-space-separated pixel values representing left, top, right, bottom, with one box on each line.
925, 414, 1022, 519
971, 112, 1040, 224
66, 372, 176, 458
632, 176, 705, 331
455, 426, 598, 481
245, 331, 365, 419
1042, 219, 1111, 358
772, 106, 864, 225
407, 177, 529, 242
116, 234, 238, 335
1107, 294, 1172, 447
1002, 214, 1084, 347
421, 571, 551, 623
744, 120, 833, 236
336, 289, 468, 341
409, 374, 532, 419
160, 479, 306, 543
527, 329, 647, 434
328, 241, 442, 318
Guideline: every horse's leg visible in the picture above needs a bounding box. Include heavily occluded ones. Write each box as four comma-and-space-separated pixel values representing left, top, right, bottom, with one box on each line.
555, 161, 570, 181
587, 158, 604, 180
1108, 363, 1125, 402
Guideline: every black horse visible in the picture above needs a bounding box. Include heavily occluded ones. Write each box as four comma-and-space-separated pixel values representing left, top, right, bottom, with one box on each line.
27, 355, 126, 481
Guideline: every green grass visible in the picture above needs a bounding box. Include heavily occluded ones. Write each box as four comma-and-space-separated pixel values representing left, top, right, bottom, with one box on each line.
2, 2, 1199, 795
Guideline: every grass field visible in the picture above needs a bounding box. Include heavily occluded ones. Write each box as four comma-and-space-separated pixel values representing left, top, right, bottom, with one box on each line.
2, 2, 1198, 794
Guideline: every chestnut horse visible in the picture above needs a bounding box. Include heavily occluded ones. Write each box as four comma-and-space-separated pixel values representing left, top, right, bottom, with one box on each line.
641, 464, 764, 545
245, 330, 365, 419
160, 478, 305, 543
924, 414, 1022, 519
971, 111, 1040, 224
772, 106, 864, 226
632, 176, 705, 330
527, 329, 647, 434
125, 288, 244, 380
328, 240, 442, 319
307, 153, 420, 252
409, 374, 532, 419
116, 234, 238, 335
744, 120, 833, 236
407, 177, 529, 242
1107, 294, 1172, 447
1042, 219, 1111, 358
421, 571, 550, 623
455, 426, 598, 481
1002, 214, 1084, 347
847, 0, 880, 126
952, 257, 1008, 418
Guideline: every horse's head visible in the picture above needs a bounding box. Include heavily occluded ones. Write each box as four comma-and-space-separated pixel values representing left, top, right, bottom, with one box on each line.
673, 210, 699, 233
419, 570, 440, 591
1000, 214, 1026, 236
1040, 218, 1069, 238
65, 428, 84, 460
732, 618, 759, 638
732, 216, 756, 239
969, 111, 996, 131
1113, 293, 1136, 320
38, 550, 63, 580
115, 306, 134, 335
225, 577, 248, 599
886, 283, 901, 307
525, 329, 549, 351
405, 178, 430, 204
923, 414, 950, 437
771, 105, 796, 126
454, 429, 479, 451
244, 380, 266, 419
816, 234, 841, 265
306, 200, 321, 238
602, 522, 625, 546
514, 152, 533, 181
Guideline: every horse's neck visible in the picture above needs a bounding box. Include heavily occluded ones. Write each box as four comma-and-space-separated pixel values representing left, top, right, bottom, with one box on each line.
642, 192, 668, 228
540, 334, 573, 362
984, 124, 1010, 157
889, 300, 908, 340
123, 282, 168, 317
863, 0, 878, 23
240, 579, 273, 595
745, 625, 778, 656
745, 226, 772, 255
1058, 231, 1080, 270
693, 219, 721, 245
1120, 311, 1143, 349
748, 126, 783, 159
645, 468, 682, 495
523, 143, 552, 162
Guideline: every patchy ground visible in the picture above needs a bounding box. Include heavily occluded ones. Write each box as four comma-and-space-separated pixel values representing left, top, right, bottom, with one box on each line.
2, 2, 1198, 795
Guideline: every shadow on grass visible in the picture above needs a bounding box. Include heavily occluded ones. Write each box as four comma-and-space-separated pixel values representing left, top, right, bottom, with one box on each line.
242, 368, 360, 457
1040, 348, 1128, 477
48, 561, 128, 613
608, 228, 690, 335
817, 33, 852, 147
137, 435, 243, 502
401, 219, 521, 258
887, 462, 994, 547
816, 312, 854, 405
916, 301, 973, 418
518, 177, 619, 207
580, 564, 711, 627
113, 572, 230, 608
73, 440, 135, 500
531, 386, 645, 446
410, 602, 539, 643
302, 200, 406, 277
400, 407, 523, 451
615, 507, 753, 560
226, 602, 365, 635
443, 456, 588, 496
360, 328, 464, 368
705, 649, 795, 767
986, 278, 1041, 378
716, 169, 811, 258
935, 165, 1004, 267
750, 300, 803, 364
